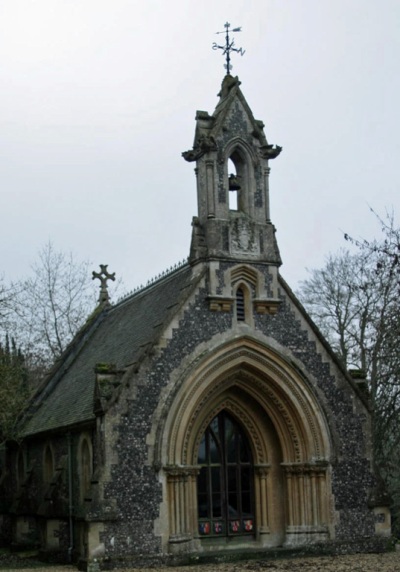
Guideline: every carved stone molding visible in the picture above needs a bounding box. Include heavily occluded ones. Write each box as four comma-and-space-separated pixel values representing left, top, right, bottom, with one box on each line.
254, 464, 271, 477
168, 343, 328, 468
282, 462, 328, 476
253, 298, 281, 315
190, 396, 267, 466
164, 466, 200, 478
207, 296, 234, 312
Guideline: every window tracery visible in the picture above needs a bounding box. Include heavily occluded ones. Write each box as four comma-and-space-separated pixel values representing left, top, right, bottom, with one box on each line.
197, 411, 255, 538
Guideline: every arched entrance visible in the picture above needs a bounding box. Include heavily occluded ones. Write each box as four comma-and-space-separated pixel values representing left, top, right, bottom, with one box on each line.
156, 338, 332, 553
197, 411, 255, 538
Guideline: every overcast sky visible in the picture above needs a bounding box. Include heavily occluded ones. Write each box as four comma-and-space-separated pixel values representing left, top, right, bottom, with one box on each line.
1, 0, 399, 296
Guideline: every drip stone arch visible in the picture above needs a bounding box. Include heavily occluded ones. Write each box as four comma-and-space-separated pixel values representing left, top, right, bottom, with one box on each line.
158, 336, 333, 550
230, 264, 259, 290
161, 337, 331, 468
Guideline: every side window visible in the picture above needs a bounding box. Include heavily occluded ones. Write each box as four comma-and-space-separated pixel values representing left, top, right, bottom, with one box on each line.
79, 437, 93, 501
17, 448, 25, 489
43, 444, 54, 486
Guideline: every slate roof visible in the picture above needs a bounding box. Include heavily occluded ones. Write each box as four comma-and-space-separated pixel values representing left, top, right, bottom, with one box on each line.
21, 263, 200, 437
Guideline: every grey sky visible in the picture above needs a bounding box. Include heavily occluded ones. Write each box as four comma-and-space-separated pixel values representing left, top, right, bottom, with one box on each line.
1, 0, 399, 295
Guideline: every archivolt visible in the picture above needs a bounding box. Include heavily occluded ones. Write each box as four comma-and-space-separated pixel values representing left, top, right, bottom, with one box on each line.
189, 394, 268, 465
157, 337, 331, 468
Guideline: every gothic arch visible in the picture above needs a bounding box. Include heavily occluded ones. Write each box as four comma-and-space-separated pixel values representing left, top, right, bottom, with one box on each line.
16, 447, 25, 490
230, 264, 259, 290
43, 443, 54, 487
77, 433, 93, 503
225, 139, 257, 216
157, 337, 332, 551
163, 339, 330, 466
234, 283, 252, 324
225, 138, 257, 168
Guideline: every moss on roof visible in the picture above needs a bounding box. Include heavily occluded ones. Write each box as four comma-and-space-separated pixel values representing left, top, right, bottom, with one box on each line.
21, 264, 198, 437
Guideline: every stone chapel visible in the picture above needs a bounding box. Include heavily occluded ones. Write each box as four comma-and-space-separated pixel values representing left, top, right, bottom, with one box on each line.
0, 74, 390, 569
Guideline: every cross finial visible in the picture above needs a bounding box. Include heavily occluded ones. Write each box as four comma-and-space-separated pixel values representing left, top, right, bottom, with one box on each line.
212, 22, 245, 75
92, 264, 116, 306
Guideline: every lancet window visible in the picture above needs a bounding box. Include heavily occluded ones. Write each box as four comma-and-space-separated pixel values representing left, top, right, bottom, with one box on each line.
227, 149, 247, 212
197, 411, 255, 538
16, 448, 25, 489
43, 444, 54, 486
228, 158, 239, 211
236, 287, 245, 321
79, 436, 93, 501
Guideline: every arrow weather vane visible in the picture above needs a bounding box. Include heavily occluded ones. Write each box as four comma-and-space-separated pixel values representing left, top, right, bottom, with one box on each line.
212, 22, 245, 75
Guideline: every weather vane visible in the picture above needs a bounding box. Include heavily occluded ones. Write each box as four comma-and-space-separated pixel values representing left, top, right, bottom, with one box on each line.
212, 22, 245, 75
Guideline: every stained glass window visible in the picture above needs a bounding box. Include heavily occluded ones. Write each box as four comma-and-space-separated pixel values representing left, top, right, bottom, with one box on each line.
197, 411, 255, 537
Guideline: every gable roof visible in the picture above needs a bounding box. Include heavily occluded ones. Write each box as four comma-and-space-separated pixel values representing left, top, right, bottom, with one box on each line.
183, 75, 281, 164
210, 75, 268, 144
21, 263, 200, 438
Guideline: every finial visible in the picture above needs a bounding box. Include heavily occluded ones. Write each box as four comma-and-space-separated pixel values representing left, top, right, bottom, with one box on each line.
212, 22, 245, 75
92, 264, 116, 306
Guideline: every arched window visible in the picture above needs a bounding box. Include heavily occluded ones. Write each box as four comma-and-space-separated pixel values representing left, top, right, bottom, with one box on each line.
227, 147, 251, 214
43, 445, 54, 486
228, 158, 239, 211
197, 411, 255, 538
17, 449, 25, 489
236, 287, 245, 321
80, 437, 93, 501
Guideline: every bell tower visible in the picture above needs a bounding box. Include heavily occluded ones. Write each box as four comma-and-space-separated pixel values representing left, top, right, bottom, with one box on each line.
183, 74, 282, 267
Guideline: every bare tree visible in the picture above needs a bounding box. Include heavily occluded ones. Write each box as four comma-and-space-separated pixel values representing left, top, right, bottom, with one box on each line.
8, 242, 99, 372
0, 243, 124, 441
297, 222, 400, 532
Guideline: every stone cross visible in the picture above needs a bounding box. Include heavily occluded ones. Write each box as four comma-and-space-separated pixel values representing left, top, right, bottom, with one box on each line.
92, 264, 116, 305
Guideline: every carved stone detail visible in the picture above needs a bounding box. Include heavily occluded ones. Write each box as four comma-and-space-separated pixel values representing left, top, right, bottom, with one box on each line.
253, 299, 281, 315
167, 343, 326, 467
191, 397, 267, 466
207, 296, 234, 312
231, 218, 259, 255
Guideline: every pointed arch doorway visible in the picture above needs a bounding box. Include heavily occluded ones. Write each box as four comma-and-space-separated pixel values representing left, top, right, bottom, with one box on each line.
197, 411, 255, 538
160, 339, 332, 553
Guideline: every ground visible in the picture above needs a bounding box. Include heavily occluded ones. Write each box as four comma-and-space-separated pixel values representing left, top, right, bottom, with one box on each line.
2, 552, 400, 571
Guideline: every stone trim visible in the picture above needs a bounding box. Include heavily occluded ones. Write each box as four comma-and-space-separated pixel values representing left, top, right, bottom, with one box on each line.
207, 295, 234, 312
253, 298, 281, 315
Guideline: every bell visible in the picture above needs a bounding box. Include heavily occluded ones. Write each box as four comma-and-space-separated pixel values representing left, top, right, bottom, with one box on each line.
229, 174, 241, 190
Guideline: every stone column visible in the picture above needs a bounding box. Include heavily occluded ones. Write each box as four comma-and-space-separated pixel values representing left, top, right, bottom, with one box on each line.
317, 467, 328, 526
255, 464, 271, 542
165, 466, 200, 553
310, 469, 319, 526
264, 167, 271, 221
206, 161, 215, 219
283, 463, 329, 545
